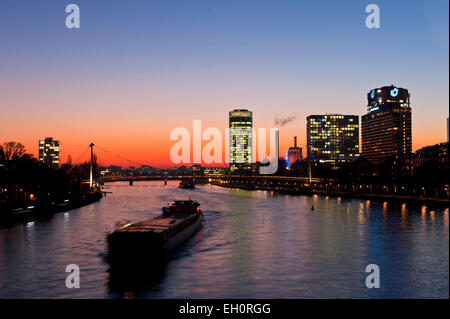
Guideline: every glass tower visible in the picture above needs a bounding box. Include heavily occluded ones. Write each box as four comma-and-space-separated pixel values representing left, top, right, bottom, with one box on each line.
361, 85, 412, 163
306, 114, 359, 163
229, 109, 252, 173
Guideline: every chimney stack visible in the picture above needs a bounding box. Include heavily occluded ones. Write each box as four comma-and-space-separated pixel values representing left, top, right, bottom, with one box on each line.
294, 136, 297, 148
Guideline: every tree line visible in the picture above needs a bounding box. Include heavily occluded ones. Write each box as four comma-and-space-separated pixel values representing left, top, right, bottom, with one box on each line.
0, 142, 98, 212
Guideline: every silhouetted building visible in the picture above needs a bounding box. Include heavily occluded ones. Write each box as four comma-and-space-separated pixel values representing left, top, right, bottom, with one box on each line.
204, 167, 228, 177
38, 137, 60, 169
361, 85, 412, 163
137, 165, 156, 176
229, 109, 252, 173
306, 114, 359, 163
414, 142, 449, 168
286, 136, 303, 168
99, 165, 123, 176
389, 153, 414, 177
189, 164, 203, 175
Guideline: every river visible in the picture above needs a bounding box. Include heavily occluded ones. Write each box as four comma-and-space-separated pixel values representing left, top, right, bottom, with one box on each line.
0, 181, 448, 298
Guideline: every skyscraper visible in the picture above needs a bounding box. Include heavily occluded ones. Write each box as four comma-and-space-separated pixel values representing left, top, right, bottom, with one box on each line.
306, 114, 359, 163
286, 136, 303, 168
229, 109, 252, 173
361, 85, 412, 163
38, 137, 60, 169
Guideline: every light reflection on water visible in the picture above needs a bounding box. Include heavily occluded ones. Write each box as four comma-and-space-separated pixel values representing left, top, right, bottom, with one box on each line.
0, 181, 448, 298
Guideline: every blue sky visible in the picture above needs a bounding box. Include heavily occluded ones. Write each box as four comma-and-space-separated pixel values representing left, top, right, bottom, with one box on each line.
0, 0, 448, 164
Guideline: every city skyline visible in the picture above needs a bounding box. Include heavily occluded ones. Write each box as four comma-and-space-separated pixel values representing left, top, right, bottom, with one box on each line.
0, 0, 448, 167
5, 89, 450, 169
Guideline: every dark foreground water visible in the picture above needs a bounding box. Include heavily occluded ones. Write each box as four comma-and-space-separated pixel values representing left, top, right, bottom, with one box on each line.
0, 181, 448, 298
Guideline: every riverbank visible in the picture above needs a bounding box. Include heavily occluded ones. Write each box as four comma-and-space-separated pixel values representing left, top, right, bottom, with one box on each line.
211, 182, 449, 206
0, 191, 104, 224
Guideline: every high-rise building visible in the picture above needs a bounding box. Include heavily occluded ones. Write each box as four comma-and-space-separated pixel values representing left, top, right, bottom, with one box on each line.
38, 137, 60, 169
361, 85, 412, 163
229, 109, 252, 173
306, 114, 359, 163
286, 136, 303, 168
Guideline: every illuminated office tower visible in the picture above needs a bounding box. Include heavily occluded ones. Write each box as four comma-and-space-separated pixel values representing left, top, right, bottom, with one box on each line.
361, 85, 412, 163
306, 114, 359, 163
229, 109, 252, 173
38, 137, 60, 169
286, 136, 303, 168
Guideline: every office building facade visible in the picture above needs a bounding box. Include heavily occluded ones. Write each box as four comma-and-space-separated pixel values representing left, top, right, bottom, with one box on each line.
306, 114, 359, 163
38, 137, 60, 169
229, 109, 252, 173
361, 85, 412, 163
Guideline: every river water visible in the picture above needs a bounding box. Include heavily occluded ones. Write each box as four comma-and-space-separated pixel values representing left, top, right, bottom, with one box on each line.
0, 181, 448, 298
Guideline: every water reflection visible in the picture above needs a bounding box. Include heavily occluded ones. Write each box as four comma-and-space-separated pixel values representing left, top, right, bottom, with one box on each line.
421, 205, 427, 228
444, 208, 449, 231
0, 181, 448, 298
401, 203, 408, 230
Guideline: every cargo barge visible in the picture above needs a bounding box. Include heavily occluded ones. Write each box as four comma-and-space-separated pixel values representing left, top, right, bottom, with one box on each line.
107, 200, 202, 264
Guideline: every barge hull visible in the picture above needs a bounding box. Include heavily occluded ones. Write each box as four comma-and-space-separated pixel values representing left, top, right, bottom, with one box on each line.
164, 214, 202, 253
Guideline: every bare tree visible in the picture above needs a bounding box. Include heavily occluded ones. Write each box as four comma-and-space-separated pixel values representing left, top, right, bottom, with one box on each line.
0, 146, 5, 162
1, 142, 27, 160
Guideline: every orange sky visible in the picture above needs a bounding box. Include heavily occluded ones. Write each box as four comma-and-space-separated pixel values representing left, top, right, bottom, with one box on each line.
1, 1, 448, 168
1, 113, 447, 168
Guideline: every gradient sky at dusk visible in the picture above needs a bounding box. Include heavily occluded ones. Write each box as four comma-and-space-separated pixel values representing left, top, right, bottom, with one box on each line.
0, 0, 448, 167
